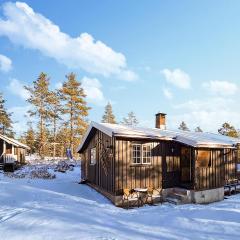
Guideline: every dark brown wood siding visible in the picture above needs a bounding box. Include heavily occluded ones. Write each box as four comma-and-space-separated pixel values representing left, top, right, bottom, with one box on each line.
194, 148, 237, 190
114, 138, 185, 195
81, 129, 115, 193
224, 148, 237, 184
81, 129, 238, 195
0, 139, 3, 163
237, 144, 240, 179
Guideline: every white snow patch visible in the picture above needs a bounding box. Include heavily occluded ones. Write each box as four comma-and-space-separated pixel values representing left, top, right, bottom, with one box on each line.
1, 164, 240, 239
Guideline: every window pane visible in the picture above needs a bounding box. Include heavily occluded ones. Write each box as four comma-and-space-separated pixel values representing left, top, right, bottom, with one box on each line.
132, 144, 141, 164
142, 144, 151, 163
196, 150, 211, 168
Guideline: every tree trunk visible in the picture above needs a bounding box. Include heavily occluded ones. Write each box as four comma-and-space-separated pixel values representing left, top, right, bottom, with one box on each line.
53, 117, 56, 160
40, 114, 44, 159
70, 102, 74, 154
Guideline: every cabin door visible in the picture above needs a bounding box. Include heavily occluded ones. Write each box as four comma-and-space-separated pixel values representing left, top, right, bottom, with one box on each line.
180, 147, 192, 187
162, 151, 181, 188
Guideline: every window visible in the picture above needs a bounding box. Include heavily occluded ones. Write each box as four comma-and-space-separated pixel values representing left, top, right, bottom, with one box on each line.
132, 144, 151, 164
132, 144, 141, 164
90, 147, 96, 165
196, 150, 211, 168
142, 145, 151, 164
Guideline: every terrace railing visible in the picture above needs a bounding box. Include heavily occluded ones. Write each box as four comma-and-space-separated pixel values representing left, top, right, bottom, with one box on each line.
3, 154, 17, 164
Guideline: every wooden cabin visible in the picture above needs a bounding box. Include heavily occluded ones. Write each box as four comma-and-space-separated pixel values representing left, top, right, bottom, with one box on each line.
0, 134, 30, 171
77, 113, 240, 205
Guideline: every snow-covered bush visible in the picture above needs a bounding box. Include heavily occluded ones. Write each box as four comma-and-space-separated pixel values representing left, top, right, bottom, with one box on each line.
4, 166, 55, 179
2, 159, 79, 179
54, 161, 74, 173
4, 172, 26, 179
30, 168, 56, 179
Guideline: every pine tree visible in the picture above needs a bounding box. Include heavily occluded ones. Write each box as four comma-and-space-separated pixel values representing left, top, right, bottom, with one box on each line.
178, 121, 190, 131
195, 126, 203, 132
0, 92, 14, 137
21, 122, 36, 154
59, 73, 90, 154
48, 90, 62, 159
102, 102, 116, 124
218, 122, 239, 138
121, 111, 139, 126
25, 72, 52, 158
55, 126, 70, 157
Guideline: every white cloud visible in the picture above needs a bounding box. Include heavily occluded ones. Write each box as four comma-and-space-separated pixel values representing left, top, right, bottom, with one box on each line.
163, 88, 173, 99
168, 97, 240, 132
202, 80, 238, 96
7, 78, 30, 100
0, 54, 12, 72
162, 68, 191, 89
0, 2, 137, 81
81, 76, 106, 105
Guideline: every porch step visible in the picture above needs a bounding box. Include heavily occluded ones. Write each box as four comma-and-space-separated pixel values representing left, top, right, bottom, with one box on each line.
169, 193, 184, 201
173, 187, 189, 196
0, 163, 4, 170
165, 188, 192, 205
166, 196, 182, 205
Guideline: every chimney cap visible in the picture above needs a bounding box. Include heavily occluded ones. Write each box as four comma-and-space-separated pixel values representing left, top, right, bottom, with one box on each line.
155, 112, 167, 116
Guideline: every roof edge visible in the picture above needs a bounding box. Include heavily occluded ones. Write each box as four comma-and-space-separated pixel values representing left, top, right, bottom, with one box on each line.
77, 122, 113, 153
0, 134, 30, 150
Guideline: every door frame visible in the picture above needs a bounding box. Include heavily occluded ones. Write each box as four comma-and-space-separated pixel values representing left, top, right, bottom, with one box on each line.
179, 146, 193, 189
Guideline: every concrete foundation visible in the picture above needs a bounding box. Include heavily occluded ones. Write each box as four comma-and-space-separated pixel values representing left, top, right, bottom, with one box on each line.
149, 187, 224, 204
193, 187, 224, 204
85, 183, 225, 206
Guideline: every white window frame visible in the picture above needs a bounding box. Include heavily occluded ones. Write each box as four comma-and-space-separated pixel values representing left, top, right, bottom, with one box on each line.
90, 147, 96, 165
132, 143, 152, 165
142, 144, 151, 164
132, 144, 141, 164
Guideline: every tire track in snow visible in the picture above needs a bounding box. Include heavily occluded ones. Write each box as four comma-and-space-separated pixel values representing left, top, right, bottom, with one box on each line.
0, 208, 31, 223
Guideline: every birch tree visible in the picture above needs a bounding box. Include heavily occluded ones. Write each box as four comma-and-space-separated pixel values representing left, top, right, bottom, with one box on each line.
178, 121, 190, 131
121, 111, 138, 126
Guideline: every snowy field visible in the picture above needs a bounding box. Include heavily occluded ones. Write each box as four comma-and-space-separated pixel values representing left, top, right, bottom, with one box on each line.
1, 164, 240, 240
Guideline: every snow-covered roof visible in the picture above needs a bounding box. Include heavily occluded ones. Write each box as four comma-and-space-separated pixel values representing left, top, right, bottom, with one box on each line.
77, 121, 240, 152
0, 134, 30, 150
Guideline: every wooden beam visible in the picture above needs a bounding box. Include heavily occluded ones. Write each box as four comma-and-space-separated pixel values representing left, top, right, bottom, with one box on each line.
3, 140, 6, 154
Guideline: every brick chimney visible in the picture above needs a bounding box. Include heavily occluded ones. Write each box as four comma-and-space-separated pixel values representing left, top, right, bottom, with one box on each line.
155, 113, 166, 130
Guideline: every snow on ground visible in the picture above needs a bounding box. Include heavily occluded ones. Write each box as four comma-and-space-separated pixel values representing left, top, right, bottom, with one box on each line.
1, 164, 240, 240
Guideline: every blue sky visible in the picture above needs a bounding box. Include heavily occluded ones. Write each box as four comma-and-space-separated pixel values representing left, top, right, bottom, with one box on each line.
0, 0, 240, 135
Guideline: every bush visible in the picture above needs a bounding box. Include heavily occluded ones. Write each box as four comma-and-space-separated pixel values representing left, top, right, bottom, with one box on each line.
30, 168, 56, 179
54, 161, 74, 173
